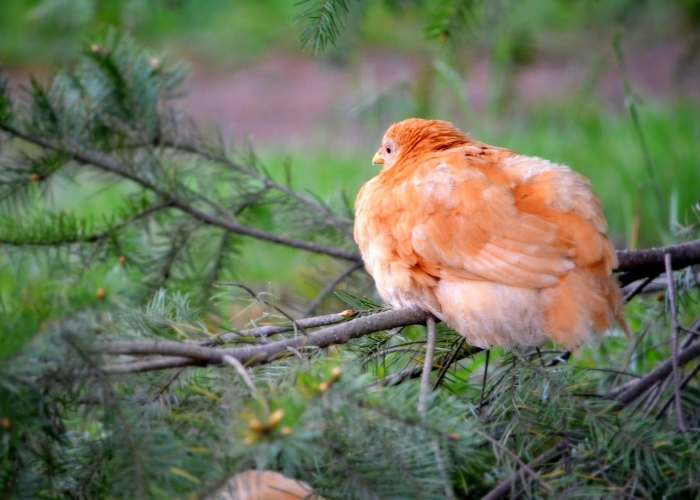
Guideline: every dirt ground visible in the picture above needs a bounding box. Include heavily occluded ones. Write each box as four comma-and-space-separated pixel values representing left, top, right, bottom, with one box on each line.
181, 38, 700, 149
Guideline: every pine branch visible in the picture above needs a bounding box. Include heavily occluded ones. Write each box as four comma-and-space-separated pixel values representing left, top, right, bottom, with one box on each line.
168, 141, 353, 237
96, 235, 700, 375
98, 307, 430, 373
298, 0, 354, 54
481, 441, 570, 500
483, 324, 700, 499
0, 201, 170, 247
2, 120, 699, 271
609, 340, 700, 408
0, 123, 360, 262
304, 262, 363, 315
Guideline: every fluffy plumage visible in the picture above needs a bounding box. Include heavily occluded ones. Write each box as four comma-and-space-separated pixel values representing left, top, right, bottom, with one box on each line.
209, 470, 321, 500
354, 118, 626, 349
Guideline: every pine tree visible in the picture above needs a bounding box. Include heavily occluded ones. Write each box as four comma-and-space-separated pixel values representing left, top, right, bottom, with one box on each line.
1, 7, 700, 500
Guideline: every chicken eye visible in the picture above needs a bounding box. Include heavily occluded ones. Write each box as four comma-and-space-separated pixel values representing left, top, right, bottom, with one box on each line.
385, 146, 392, 154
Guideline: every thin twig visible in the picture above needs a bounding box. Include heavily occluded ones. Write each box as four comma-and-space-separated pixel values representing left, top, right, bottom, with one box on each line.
481, 441, 569, 500
304, 262, 363, 316
204, 310, 357, 345
229, 283, 309, 337
664, 253, 687, 432
418, 316, 437, 415
609, 341, 700, 408
221, 355, 257, 394
168, 141, 353, 236
656, 363, 700, 420
478, 350, 491, 413
623, 274, 657, 302
432, 337, 467, 390
222, 354, 260, 400
202, 232, 233, 301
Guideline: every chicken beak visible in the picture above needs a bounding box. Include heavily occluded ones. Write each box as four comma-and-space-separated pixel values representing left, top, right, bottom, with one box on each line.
372, 152, 385, 166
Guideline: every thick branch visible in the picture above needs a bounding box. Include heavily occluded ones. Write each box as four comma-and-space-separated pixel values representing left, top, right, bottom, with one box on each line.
616, 240, 700, 285
0, 124, 360, 263
100, 308, 430, 373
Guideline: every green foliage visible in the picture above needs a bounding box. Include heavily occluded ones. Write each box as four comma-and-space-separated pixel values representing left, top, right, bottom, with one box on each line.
1, 5, 699, 499
299, 0, 355, 54
0, 79, 11, 124
423, 0, 481, 42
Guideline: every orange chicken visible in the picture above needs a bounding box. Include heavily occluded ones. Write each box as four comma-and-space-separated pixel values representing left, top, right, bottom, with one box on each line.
209, 470, 322, 500
354, 118, 626, 349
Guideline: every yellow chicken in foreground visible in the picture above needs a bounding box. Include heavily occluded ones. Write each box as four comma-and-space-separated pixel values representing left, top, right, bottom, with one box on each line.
354, 118, 627, 350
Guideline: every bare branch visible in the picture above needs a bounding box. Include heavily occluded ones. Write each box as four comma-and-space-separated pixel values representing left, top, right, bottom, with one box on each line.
304, 262, 363, 315
664, 253, 687, 432
610, 338, 700, 408
616, 239, 700, 285
100, 307, 430, 373
418, 316, 437, 415
481, 441, 569, 500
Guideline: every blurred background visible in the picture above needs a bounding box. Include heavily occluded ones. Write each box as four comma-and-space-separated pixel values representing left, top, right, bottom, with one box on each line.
1, 0, 699, 290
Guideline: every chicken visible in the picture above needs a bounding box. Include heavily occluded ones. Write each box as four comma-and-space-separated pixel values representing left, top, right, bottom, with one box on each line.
208, 470, 322, 500
354, 118, 627, 350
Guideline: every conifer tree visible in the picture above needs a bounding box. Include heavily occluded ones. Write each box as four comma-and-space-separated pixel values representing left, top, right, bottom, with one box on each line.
1, 4, 700, 499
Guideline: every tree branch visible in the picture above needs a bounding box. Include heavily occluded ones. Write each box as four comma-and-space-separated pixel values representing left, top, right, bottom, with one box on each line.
304, 262, 363, 316
167, 141, 353, 236
205, 309, 358, 344
616, 240, 700, 285
0, 123, 361, 263
99, 307, 430, 373
0, 201, 172, 247
3, 123, 700, 273
481, 441, 569, 500
609, 338, 700, 408
664, 253, 687, 432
